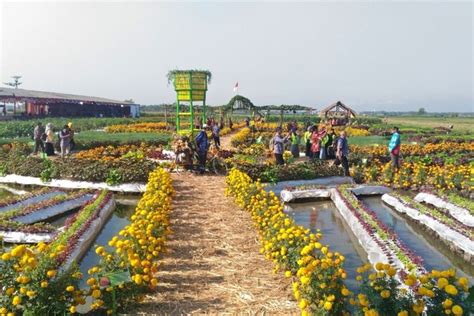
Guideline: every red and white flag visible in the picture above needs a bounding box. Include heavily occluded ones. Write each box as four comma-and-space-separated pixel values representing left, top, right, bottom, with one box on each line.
233, 82, 239, 93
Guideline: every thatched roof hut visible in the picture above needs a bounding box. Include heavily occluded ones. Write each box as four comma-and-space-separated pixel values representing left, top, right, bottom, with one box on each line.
319, 101, 356, 119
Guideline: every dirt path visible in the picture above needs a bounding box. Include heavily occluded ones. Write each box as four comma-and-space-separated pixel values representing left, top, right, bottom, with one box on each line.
136, 130, 297, 314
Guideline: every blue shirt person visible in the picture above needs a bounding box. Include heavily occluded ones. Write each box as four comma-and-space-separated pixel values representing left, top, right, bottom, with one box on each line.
388, 127, 401, 170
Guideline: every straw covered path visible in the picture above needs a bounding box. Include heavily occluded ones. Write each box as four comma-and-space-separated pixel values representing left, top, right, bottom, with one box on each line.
136, 131, 297, 315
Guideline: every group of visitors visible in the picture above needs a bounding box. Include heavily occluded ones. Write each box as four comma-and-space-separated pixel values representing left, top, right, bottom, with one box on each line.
32, 122, 75, 158
272, 123, 401, 177
272, 124, 349, 176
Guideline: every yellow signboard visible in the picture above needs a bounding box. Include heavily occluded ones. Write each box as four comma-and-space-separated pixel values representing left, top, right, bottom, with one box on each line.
177, 90, 206, 101
173, 73, 208, 91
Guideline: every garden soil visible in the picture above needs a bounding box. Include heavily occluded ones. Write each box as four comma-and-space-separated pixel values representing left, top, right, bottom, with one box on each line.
136, 130, 298, 315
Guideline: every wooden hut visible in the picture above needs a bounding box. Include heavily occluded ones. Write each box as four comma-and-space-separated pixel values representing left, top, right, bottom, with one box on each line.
319, 101, 356, 126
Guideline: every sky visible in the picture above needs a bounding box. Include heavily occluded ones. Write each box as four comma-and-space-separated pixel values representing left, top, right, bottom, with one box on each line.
1, 1, 473, 112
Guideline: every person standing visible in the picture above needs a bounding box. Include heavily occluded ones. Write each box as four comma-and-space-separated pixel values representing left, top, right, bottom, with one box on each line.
336, 131, 350, 176
245, 117, 250, 127
59, 124, 71, 158
388, 126, 401, 170
212, 123, 221, 149
44, 123, 55, 156
290, 128, 300, 159
303, 126, 313, 158
310, 126, 322, 160
273, 127, 288, 165
327, 128, 337, 159
195, 124, 209, 174
319, 127, 328, 160
33, 122, 45, 155
67, 122, 76, 151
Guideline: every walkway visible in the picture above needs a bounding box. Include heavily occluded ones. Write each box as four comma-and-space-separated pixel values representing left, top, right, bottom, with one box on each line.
137, 129, 297, 314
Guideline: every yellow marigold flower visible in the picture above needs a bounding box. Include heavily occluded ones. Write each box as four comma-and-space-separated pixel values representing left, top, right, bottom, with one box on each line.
284, 271, 292, 278
380, 290, 390, 299
412, 300, 425, 314
299, 299, 308, 309
375, 262, 384, 271
70, 306, 77, 313
443, 299, 453, 308
452, 305, 463, 315
438, 277, 449, 289
398, 311, 408, 316
91, 289, 101, 298
6, 288, 14, 296
341, 288, 350, 296
46, 270, 57, 278
323, 301, 333, 311
1, 252, 12, 261
458, 277, 468, 287
445, 284, 458, 296
66, 286, 75, 292
12, 296, 21, 306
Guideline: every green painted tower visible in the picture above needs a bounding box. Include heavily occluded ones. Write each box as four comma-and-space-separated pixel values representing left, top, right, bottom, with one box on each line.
167, 70, 211, 134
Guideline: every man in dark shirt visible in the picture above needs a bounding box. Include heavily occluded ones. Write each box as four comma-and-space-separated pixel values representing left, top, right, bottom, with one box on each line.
195, 124, 209, 174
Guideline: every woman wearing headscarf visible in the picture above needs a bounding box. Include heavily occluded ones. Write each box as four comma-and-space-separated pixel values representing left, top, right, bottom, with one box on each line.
44, 123, 55, 156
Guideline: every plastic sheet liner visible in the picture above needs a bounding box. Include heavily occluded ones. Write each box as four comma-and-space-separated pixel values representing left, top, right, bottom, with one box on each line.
0, 231, 54, 243
330, 189, 406, 271
0, 191, 65, 213
15, 194, 94, 224
0, 174, 146, 193
0, 184, 29, 195
280, 189, 331, 202
351, 186, 392, 196
265, 176, 354, 195
414, 192, 474, 227
382, 194, 474, 263
60, 197, 116, 273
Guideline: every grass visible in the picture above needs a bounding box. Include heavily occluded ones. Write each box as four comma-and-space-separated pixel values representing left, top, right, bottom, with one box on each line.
386, 116, 474, 133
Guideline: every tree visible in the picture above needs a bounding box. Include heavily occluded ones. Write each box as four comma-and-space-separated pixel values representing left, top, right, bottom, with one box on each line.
417, 107, 426, 115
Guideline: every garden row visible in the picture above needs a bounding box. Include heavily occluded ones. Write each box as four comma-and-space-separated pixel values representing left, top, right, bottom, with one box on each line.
226, 168, 473, 315
0, 167, 174, 315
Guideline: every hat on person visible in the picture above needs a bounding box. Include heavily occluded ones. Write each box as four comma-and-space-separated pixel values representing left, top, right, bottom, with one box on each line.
67, 122, 73, 128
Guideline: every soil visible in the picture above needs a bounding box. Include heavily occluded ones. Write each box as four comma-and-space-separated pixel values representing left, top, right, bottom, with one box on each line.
135, 130, 297, 315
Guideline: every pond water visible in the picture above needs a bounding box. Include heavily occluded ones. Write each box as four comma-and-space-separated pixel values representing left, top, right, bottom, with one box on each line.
286, 200, 367, 291
361, 196, 474, 278
78, 202, 136, 288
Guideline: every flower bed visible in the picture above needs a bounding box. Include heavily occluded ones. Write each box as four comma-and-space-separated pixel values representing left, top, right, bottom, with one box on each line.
354, 161, 471, 193
336, 186, 425, 274
85, 167, 174, 313
232, 160, 343, 183
74, 144, 175, 162
414, 192, 474, 227
0, 187, 56, 211
226, 169, 473, 315
105, 122, 170, 133
0, 190, 112, 315
0, 190, 94, 242
382, 193, 474, 263
0, 155, 157, 183
226, 169, 349, 315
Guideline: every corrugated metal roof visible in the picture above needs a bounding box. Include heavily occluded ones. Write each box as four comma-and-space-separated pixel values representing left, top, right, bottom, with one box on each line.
0, 87, 135, 105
